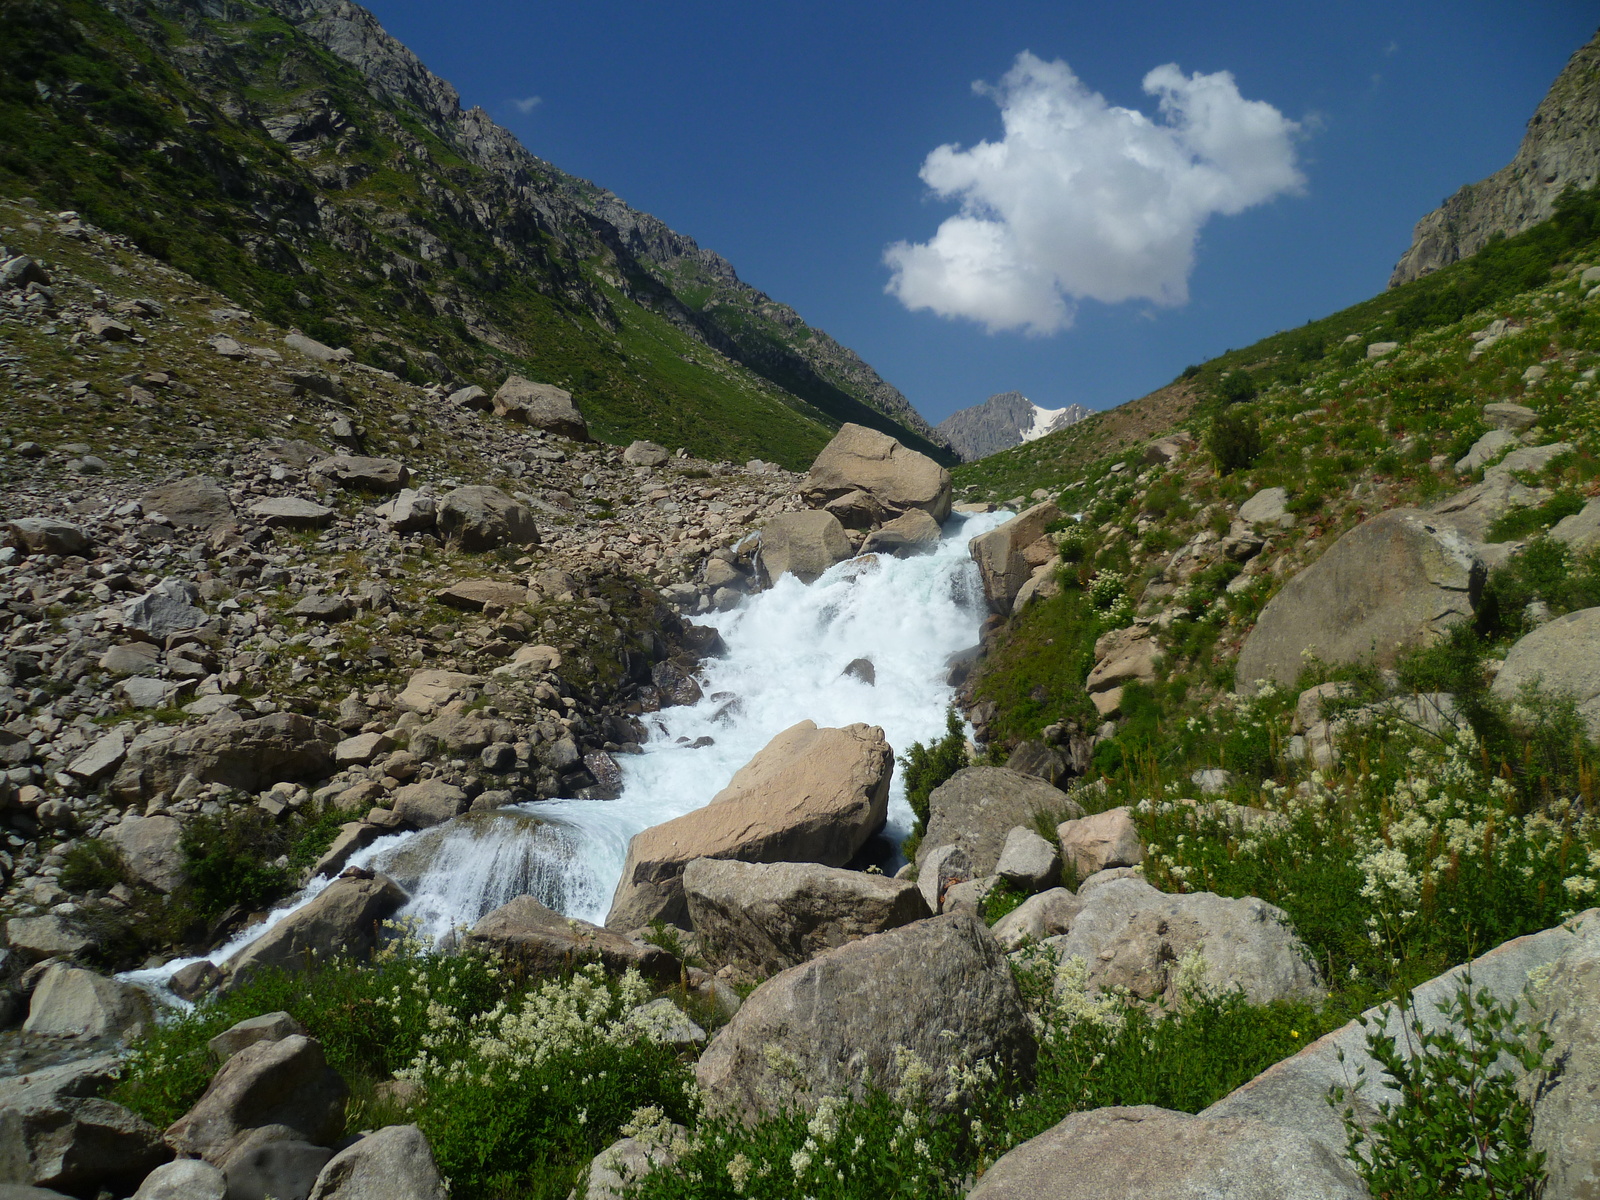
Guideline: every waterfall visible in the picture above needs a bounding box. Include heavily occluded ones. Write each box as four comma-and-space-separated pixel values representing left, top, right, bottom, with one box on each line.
126, 510, 1007, 991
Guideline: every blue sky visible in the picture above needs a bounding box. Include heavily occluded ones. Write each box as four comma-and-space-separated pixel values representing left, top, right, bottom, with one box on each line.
363, 1, 1596, 427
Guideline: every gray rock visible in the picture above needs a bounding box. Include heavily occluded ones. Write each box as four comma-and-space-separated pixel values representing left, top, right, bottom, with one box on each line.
436, 486, 539, 551
1456, 428, 1520, 473
223, 875, 406, 988
166, 1035, 346, 1162
1367, 340, 1399, 359
968, 502, 1060, 614
208, 1012, 306, 1063
219, 1127, 332, 1200
758, 511, 852, 584
310, 456, 408, 493
98, 642, 160, 677
1235, 508, 1482, 693
311, 823, 384, 879
1552, 496, 1600, 554
991, 887, 1083, 950
1496, 440, 1573, 477
1493, 606, 1600, 741
606, 721, 892, 930
1204, 910, 1590, 1157
141, 477, 233, 529
104, 814, 184, 893
967, 1105, 1366, 1200
65, 730, 126, 784
22, 965, 151, 1041
916, 766, 1082, 879
0, 256, 50, 288
1043, 874, 1322, 1007
122, 677, 183, 709
121, 578, 207, 640
5, 520, 89, 558
622, 440, 669, 467
306, 1125, 446, 1200
288, 593, 353, 622
374, 489, 436, 533
467, 896, 676, 982
447, 385, 490, 410
1530, 911, 1600, 1200
112, 713, 336, 802
994, 826, 1061, 893
916, 843, 971, 915
5, 917, 91, 962
1429, 469, 1550, 541
1237, 487, 1295, 528
249, 497, 335, 530
284, 333, 353, 363
491, 376, 589, 440
682, 858, 930, 975
695, 911, 1033, 1118
576, 1126, 687, 1200
169, 961, 221, 1002
0, 1091, 168, 1196
860, 509, 943, 558
132, 1158, 227, 1200
1483, 402, 1540, 431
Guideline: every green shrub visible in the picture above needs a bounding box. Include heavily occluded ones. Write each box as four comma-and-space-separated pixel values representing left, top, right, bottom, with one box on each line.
179, 802, 349, 919
1206, 407, 1263, 475
59, 838, 130, 893
900, 709, 968, 836
1334, 981, 1550, 1200
1485, 491, 1586, 543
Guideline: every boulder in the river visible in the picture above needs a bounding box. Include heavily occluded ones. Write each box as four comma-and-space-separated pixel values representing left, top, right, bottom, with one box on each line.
695, 911, 1032, 1118
605, 720, 893, 930
22, 964, 152, 1041
758, 511, 852, 584
682, 858, 931, 975
222, 875, 406, 988
467, 896, 678, 982
860, 509, 943, 557
800, 423, 952, 524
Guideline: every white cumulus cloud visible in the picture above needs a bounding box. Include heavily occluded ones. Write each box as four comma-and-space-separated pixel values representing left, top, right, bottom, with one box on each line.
511, 95, 542, 114
884, 52, 1305, 335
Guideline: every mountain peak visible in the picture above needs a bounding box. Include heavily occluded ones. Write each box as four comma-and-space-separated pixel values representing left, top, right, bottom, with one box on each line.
935, 392, 1092, 462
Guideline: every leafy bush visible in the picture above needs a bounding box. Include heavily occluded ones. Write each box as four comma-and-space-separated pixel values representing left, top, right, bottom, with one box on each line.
1485, 491, 1586, 543
1479, 539, 1600, 639
180, 802, 348, 919
1206, 407, 1263, 475
59, 838, 130, 893
900, 709, 968, 837
1334, 981, 1550, 1200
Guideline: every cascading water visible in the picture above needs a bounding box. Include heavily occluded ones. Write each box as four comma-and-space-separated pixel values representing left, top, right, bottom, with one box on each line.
127, 510, 1008, 990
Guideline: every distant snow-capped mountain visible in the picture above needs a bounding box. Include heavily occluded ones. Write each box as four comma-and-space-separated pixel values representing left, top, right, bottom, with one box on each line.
934, 391, 1093, 462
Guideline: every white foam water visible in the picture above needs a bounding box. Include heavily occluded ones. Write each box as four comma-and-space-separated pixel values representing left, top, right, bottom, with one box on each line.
125, 510, 1007, 993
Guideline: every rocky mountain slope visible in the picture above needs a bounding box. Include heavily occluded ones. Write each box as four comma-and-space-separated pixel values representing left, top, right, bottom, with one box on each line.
935, 391, 1092, 462
1391, 25, 1600, 285
0, 0, 948, 468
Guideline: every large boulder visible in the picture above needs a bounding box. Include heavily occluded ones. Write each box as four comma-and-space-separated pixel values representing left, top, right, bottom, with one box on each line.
141, 477, 233, 529
394, 670, 481, 716
968, 502, 1061, 614
1043, 873, 1322, 1007
694, 911, 1033, 1117
22, 965, 152, 1041
1492, 606, 1600, 741
306, 1125, 446, 1200
103, 814, 185, 893
6, 519, 89, 558
491, 376, 589, 440
1530, 908, 1600, 1200
133, 1158, 228, 1199
916, 767, 1082, 879
682, 858, 930, 975
247, 497, 335, 530
218, 1127, 332, 1200
436, 486, 539, 551
758, 511, 852, 584
222, 875, 406, 988
5, 916, 92, 962
0, 1057, 167, 1196
1235, 508, 1483, 693
112, 714, 336, 802
799, 424, 952, 523
310, 456, 408, 493
1204, 910, 1589, 1158
390, 779, 468, 829
166, 1035, 346, 1162
605, 721, 893, 930
1057, 807, 1144, 879
1552, 496, 1600, 554
466, 896, 677, 982
967, 1106, 1366, 1200
576, 1126, 687, 1200
375, 489, 437, 533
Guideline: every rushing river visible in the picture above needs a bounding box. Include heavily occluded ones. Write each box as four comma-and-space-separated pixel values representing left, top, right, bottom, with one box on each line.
127, 510, 1007, 993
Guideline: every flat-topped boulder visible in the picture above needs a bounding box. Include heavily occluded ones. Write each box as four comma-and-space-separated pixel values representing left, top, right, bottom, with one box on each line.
310, 455, 408, 493
605, 720, 893, 930
6, 518, 90, 557
437, 486, 539, 551
141, 476, 234, 529
1235, 508, 1483, 693
800, 423, 952, 524
433, 579, 529, 611
111, 713, 336, 801
491, 375, 590, 440
248, 496, 335, 529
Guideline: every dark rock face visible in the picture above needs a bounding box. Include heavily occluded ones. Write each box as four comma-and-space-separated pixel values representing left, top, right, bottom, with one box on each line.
935, 392, 1092, 462
1391, 29, 1600, 286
